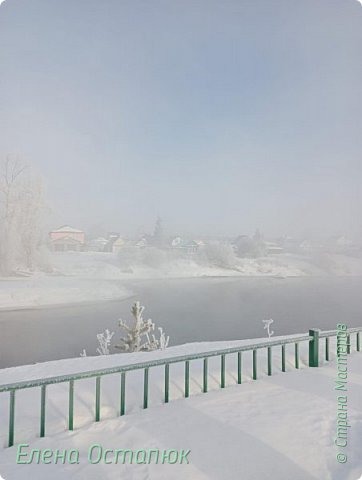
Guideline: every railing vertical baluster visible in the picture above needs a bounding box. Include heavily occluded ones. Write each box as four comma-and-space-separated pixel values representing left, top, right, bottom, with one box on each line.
40, 385, 46, 438
164, 364, 170, 403
143, 368, 149, 409
253, 350, 257, 380
8, 390, 15, 448
95, 376, 101, 422
185, 360, 190, 398
237, 352, 242, 384
267, 347, 272, 376
282, 345, 286, 372
5, 327, 362, 450
120, 372, 126, 416
203, 358, 208, 393
325, 337, 330, 362
295, 343, 299, 369
221, 354, 226, 388
309, 328, 321, 367
69, 380, 74, 430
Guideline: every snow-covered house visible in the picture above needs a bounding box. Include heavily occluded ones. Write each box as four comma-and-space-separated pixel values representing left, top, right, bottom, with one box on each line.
264, 241, 284, 255
104, 232, 121, 252
112, 237, 126, 253
170, 237, 204, 254
49, 225, 85, 252
86, 237, 109, 252
170, 236, 183, 248
134, 236, 148, 248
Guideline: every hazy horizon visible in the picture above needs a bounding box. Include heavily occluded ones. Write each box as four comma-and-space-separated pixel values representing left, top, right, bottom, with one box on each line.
1, 0, 361, 240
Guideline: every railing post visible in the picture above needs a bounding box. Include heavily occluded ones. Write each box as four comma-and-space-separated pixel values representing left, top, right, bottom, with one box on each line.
221, 354, 226, 388
309, 329, 321, 367
267, 347, 272, 376
295, 343, 299, 369
8, 390, 15, 448
252, 350, 257, 380
69, 380, 74, 430
281, 345, 286, 372
95, 377, 101, 421
325, 337, 330, 361
40, 385, 46, 438
203, 358, 208, 393
120, 373, 126, 416
164, 364, 170, 403
237, 352, 242, 384
185, 361, 190, 398
143, 368, 149, 409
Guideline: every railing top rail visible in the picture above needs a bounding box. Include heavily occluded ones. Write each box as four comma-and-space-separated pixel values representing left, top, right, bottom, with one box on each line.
1, 327, 361, 393
319, 327, 362, 338
0, 333, 313, 393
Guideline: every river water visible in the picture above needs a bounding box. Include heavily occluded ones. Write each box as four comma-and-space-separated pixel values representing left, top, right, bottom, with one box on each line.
1, 276, 362, 368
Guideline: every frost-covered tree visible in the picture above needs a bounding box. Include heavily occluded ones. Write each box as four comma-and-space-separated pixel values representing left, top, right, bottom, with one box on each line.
262, 319, 274, 338
148, 326, 169, 351
0, 158, 25, 274
152, 216, 165, 247
115, 301, 169, 352
96, 329, 114, 355
235, 235, 266, 258
0, 157, 49, 274
198, 242, 237, 268
80, 329, 115, 357
17, 177, 48, 270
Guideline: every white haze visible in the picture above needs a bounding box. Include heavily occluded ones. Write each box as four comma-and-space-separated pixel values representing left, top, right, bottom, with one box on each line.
0, 1, 361, 241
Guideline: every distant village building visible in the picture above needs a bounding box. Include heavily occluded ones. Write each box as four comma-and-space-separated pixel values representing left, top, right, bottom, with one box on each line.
112, 237, 126, 253
264, 241, 283, 255
104, 232, 121, 252
134, 236, 148, 248
278, 236, 300, 254
86, 237, 109, 252
299, 239, 313, 253
326, 235, 356, 254
49, 225, 85, 252
170, 237, 204, 254
170, 236, 183, 248
331, 235, 353, 248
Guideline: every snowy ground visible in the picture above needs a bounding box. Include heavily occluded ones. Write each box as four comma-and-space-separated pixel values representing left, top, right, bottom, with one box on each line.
1, 251, 362, 310
0, 274, 131, 310
0, 336, 361, 479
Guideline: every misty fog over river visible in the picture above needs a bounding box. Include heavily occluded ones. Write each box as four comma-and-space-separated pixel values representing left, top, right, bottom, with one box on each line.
1, 275, 362, 369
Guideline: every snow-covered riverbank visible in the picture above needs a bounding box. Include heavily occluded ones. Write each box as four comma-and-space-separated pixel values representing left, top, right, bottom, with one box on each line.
1, 251, 362, 310
0, 337, 361, 479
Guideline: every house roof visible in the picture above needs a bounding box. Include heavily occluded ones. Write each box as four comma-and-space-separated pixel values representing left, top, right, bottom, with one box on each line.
51, 225, 84, 234
50, 236, 83, 244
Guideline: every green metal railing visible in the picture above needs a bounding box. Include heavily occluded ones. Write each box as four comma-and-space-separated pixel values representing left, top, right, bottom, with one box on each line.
1, 327, 361, 448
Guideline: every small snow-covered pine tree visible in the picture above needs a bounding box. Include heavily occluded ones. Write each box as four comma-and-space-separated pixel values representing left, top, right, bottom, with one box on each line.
115, 301, 169, 352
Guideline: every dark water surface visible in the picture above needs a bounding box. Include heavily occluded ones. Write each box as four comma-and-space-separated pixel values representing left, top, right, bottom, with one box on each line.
1, 276, 362, 368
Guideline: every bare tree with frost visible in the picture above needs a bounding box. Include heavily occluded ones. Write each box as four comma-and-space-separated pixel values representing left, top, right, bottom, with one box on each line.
262, 318, 274, 338
0, 157, 49, 274
115, 301, 169, 352
80, 329, 115, 357
96, 329, 115, 355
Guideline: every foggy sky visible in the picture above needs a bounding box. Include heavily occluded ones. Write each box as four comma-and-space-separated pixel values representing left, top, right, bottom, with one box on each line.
0, 0, 361, 239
